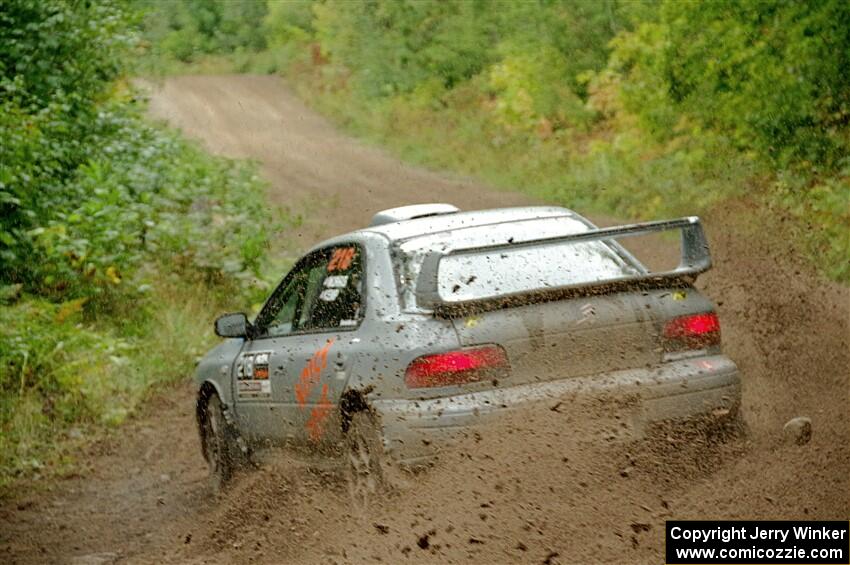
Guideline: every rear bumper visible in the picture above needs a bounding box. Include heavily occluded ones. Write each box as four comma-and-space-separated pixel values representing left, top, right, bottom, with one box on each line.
371, 355, 741, 465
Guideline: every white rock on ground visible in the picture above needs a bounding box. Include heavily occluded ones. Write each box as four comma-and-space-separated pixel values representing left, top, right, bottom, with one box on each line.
782, 416, 812, 445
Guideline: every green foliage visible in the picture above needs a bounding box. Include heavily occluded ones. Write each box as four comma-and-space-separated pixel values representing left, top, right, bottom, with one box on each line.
139, 0, 634, 109
773, 172, 850, 282
0, 0, 133, 278
264, 0, 315, 47
601, 0, 850, 279
246, 0, 846, 283
313, 0, 496, 96
307, 0, 637, 102
0, 280, 232, 484
0, 0, 131, 111
0, 0, 276, 485
26, 101, 271, 302
612, 0, 850, 171
134, 0, 268, 63
1, 94, 270, 301
0, 298, 124, 427
133, 0, 848, 281
486, 47, 591, 132
1, 0, 272, 302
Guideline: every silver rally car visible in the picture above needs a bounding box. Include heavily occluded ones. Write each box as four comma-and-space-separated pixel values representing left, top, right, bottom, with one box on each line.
195, 204, 741, 495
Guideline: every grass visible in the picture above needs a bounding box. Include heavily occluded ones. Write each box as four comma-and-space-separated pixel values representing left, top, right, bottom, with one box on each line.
0, 274, 241, 491
133, 47, 295, 78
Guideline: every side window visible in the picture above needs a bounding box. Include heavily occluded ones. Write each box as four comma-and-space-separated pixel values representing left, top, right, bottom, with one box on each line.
261, 264, 309, 338
265, 275, 303, 337
299, 245, 364, 331
254, 244, 364, 338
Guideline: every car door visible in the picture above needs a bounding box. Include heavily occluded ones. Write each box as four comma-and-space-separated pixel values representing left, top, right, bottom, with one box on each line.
234, 243, 366, 447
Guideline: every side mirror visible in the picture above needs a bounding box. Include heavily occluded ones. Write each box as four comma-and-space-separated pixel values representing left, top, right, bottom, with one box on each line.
214, 312, 251, 338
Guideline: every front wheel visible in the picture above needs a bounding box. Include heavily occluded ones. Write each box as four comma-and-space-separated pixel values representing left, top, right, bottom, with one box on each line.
201, 393, 237, 491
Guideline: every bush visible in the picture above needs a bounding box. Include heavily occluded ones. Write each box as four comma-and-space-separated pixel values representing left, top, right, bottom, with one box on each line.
612, 0, 850, 172
133, 0, 268, 63
0, 278, 237, 484
27, 100, 271, 303
1, 0, 272, 303
0, 0, 276, 486
0, 0, 132, 282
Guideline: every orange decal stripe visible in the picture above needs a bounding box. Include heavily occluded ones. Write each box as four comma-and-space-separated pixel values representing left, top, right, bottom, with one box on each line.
294, 339, 336, 409
306, 384, 332, 442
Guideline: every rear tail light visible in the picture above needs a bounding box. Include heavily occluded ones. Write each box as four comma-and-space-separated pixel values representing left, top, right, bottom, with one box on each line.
663, 312, 721, 350
404, 345, 510, 389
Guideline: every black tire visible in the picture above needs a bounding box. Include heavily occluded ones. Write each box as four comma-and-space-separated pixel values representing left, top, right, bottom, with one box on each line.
345, 411, 386, 510
201, 393, 236, 491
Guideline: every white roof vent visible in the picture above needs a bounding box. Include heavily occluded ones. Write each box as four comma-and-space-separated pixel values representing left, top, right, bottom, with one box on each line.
369, 203, 460, 227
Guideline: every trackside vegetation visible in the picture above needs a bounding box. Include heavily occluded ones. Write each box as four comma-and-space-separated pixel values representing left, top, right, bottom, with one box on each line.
0, 0, 277, 487
139, 0, 849, 282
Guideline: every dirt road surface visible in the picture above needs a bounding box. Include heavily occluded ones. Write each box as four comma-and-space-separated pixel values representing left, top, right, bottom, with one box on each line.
2, 75, 848, 564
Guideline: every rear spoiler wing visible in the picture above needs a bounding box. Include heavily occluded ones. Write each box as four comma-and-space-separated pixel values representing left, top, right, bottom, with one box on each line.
415, 216, 711, 311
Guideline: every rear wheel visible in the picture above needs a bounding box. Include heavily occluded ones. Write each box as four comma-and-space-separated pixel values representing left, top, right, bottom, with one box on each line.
201, 393, 236, 491
345, 411, 386, 510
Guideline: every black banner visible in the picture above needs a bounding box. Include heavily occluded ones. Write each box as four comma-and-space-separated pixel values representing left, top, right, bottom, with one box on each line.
666, 521, 849, 564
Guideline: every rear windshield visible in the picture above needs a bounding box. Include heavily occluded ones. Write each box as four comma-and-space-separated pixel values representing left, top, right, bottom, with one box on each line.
395, 216, 641, 310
